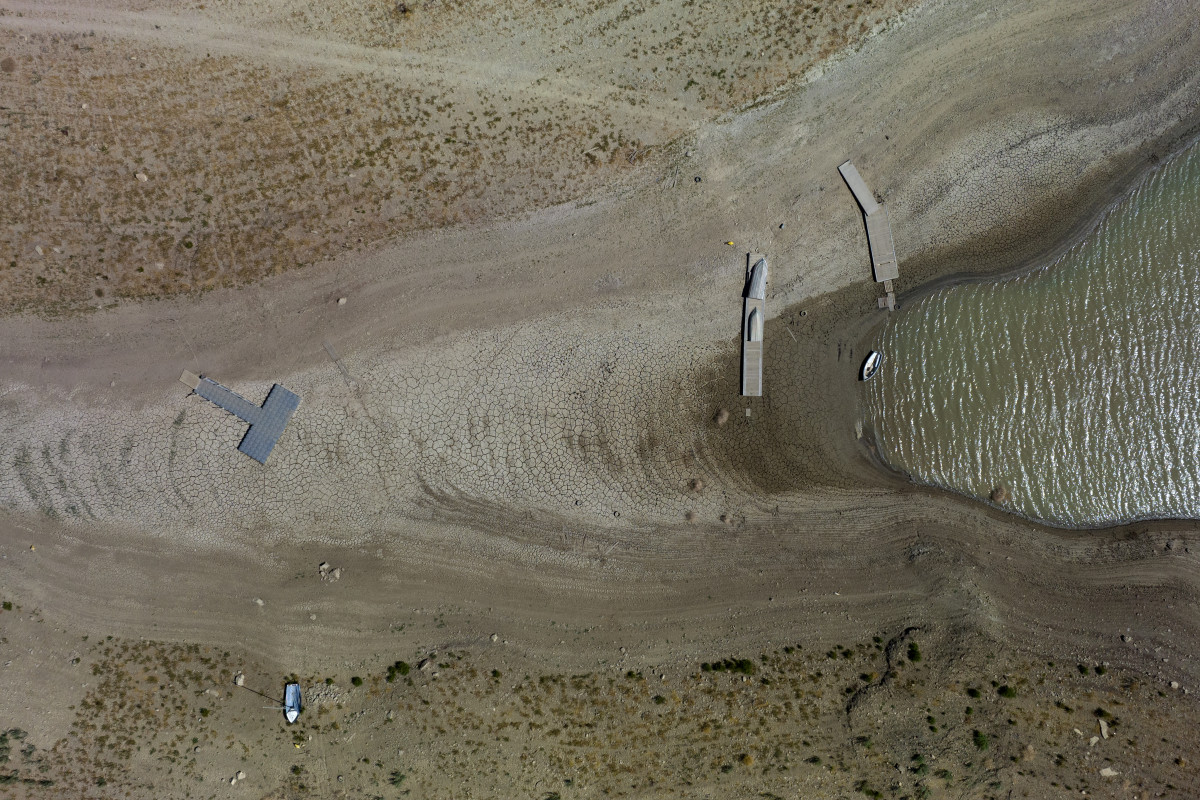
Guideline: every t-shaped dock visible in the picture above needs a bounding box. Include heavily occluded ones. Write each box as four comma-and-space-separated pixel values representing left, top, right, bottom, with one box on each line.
179, 371, 300, 464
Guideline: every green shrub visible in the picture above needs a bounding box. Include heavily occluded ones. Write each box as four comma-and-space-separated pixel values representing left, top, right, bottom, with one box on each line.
972, 730, 989, 750
997, 685, 1016, 698
351, 676, 363, 687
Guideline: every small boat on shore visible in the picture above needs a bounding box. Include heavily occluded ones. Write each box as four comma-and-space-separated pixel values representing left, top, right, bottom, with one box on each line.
284, 683, 302, 724
861, 351, 884, 381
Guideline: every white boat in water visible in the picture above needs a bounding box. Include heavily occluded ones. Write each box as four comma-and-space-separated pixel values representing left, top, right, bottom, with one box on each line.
284, 683, 302, 724
861, 351, 883, 381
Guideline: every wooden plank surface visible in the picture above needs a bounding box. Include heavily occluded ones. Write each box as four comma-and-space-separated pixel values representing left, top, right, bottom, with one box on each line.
838, 161, 881, 215
864, 205, 899, 282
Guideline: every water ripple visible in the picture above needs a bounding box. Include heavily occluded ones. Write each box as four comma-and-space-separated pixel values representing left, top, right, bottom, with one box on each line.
866, 141, 1200, 527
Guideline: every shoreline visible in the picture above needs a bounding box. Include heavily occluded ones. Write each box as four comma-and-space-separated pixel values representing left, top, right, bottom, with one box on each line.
854, 132, 1200, 532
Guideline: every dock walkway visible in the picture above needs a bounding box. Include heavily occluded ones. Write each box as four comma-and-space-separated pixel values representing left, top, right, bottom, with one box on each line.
839, 160, 898, 309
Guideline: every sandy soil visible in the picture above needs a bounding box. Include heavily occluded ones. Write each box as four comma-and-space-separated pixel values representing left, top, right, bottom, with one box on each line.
2, 0, 1200, 798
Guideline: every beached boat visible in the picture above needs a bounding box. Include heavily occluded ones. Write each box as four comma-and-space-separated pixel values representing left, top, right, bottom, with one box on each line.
284, 683, 302, 724
861, 351, 883, 381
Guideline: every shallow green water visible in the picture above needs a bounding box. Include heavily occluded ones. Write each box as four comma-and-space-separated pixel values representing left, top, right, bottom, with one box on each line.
865, 141, 1200, 527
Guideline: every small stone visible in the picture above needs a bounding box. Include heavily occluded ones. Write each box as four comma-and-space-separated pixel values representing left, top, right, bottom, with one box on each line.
714, 409, 729, 426
253, 597, 264, 606
230, 777, 237, 785
309, 613, 317, 621
386, 710, 394, 721
35, 245, 43, 256
236, 771, 245, 781
136, 172, 148, 182
1170, 680, 1180, 689
684, 510, 697, 522
689, 478, 704, 492
418, 658, 432, 671
234, 672, 245, 686
318, 562, 330, 575
1099, 767, 1119, 778
779, 222, 785, 229
1121, 634, 1132, 643
490, 633, 498, 642
1088, 736, 1099, 747
331, 568, 341, 581
337, 297, 347, 305
193, 746, 200, 753
1099, 719, 1109, 739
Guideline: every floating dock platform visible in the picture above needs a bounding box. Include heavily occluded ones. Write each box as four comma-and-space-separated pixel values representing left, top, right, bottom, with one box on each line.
741, 253, 767, 397
839, 160, 898, 309
179, 371, 300, 464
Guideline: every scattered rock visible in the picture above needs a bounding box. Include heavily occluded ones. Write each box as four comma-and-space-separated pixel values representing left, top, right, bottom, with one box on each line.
1099, 718, 1109, 739
236, 771, 245, 781
1089, 735, 1099, 747
331, 568, 341, 581
230, 776, 238, 785
135, 172, 148, 182
318, 562, 330, 576
386, 710, 394, 721
684, 510, 697, 523
689, 478, 704, 492
34, 245, 43, 256
337, 297, 347, 305
714, 408, 729, 426
1170, 680, 1180, 690
490, 633, 499, 642
990, 484, 1010, 504
1021, 744, 1035, 761
1099, 767, 1120, 778
234, 672, 245, 686
309, 613, 317, 621
252, 597, 264, 606
719, 514, 731, 524
418, 658, 433, 671
1122, 634, 1132, 643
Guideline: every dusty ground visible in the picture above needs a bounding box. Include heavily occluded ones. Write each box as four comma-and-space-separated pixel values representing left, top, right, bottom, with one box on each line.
2, 0, 1200, 798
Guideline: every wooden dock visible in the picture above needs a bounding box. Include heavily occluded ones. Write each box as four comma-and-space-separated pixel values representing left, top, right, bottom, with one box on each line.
839, 160, 898, 309
741, 253, 767, 397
